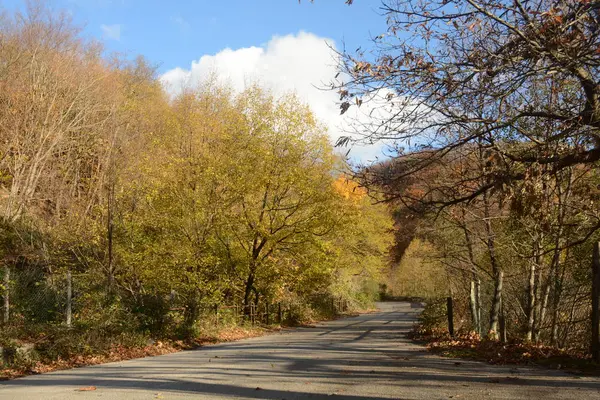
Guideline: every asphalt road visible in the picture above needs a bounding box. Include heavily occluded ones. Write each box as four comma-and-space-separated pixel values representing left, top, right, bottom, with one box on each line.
0, 302, 598, 400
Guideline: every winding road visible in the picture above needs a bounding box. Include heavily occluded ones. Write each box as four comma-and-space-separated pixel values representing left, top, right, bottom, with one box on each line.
0, 302, 598, 399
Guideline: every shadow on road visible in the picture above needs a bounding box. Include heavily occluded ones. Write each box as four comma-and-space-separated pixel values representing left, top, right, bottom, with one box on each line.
0, 302, 598, 399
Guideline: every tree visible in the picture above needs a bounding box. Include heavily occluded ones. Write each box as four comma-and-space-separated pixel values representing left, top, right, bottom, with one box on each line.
328, 177, 394, 303
215, 87, 341, 312
0, 4, 119, 224
0, 3, 398, 354
336, 0, 600, 208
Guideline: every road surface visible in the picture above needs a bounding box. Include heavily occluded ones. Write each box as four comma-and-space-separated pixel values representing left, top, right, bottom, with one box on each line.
0, 302, 598, 399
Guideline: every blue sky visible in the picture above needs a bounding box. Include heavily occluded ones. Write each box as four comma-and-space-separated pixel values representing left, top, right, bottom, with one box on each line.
2, 0, 392, 162
3, 0, 387, 73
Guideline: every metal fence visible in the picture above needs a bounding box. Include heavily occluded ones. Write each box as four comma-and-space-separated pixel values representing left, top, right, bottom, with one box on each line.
0, 265, 351, 332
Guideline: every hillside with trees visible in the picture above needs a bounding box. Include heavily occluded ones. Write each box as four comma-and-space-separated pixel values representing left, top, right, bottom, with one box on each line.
4, 0, 600, 376
0, 5, 394, 373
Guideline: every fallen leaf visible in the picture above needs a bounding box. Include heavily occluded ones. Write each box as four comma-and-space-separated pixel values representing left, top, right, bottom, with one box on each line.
77, 386, 96, 391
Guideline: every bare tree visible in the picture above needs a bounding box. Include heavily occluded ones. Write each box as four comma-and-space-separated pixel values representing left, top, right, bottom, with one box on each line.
0, 4, 118, 224
336, 0, 600, 206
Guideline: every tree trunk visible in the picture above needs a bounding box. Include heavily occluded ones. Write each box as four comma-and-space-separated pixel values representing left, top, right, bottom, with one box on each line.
526, 258, 536, 342
550, 299, 560, 346
499, 297, 507, 343
469, 279, 478, 333
532, 232, 546, 343
544, 238, 564, 345
535, 249, 559, 343
3, 266, 9, 325
66, 268, 72, 327
253, 287, 260, 309
550, 257, 564, 346
243, 271, 255, 315
535, 278, 551, 343
462, 213, 482, 335
482, 190, 502, 340
469, 274, 481, 335
489, 269, 504, 339
475, 274, 481, 334
107, 182, 115, 294
592, 241, 600, 363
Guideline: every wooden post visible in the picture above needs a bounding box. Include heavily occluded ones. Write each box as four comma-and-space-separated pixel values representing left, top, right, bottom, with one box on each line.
3, 266, 10, 325
447, 297, 454, 337
3, 266, 9, 325
592, 242, 600, 363
331, 298, 335, 314
266, 303, 270, 325
66, 269, 72, 328
278, 302, 282, 324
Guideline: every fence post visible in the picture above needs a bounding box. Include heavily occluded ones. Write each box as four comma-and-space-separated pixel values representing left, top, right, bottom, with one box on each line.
3, 266, 9, 325
266, 303, 270, 325
66, 269, 72, 328
214, 304, 219, 327
592, 242, 600, 363
331, 298, 335, 315
278, 302, 282, 324
447, 297, 454, 337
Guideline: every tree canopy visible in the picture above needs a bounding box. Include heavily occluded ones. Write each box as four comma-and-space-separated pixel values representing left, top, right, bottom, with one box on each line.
0, 4, 394, 354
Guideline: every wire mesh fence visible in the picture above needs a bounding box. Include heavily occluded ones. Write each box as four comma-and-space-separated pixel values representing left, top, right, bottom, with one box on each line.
1, 265, 73, 328
0, 264, 351, 338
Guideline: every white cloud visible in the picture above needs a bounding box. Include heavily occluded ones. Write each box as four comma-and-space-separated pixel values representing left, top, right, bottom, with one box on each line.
101, 24, 122, 41
159, 31, 388, 163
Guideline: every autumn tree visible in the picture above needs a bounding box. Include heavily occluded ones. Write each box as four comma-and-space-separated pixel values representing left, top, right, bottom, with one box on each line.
0, 3, 397, 356
336, 0, 600, 208
0, 5, 119, 224
213, 88, 342, 312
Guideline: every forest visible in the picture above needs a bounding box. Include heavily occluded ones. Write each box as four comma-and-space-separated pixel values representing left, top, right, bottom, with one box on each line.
2, 0, 600, 374
0, 4, 393, 369
338, 0, 600, 359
